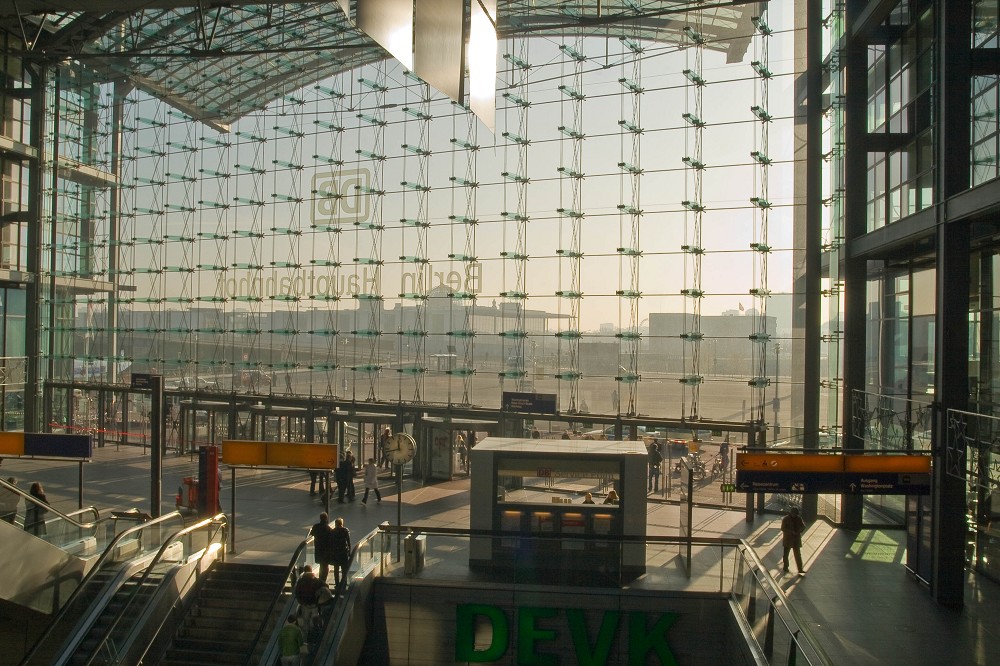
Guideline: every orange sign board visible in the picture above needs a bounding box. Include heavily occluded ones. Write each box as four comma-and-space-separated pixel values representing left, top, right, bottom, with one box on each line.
737, 453, 844, 472
221, 440, 266, 466
221, 440, 338, 469
844, 455, 931, 473
0, 432, 24, 456
737, 452, 932, 475
266, 442, 339, 469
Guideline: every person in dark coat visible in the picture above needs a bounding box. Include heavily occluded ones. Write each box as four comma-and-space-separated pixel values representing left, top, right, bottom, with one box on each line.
330, 517, 352, 589
379, 427, 392, 469
310, 512, 336, 583
344, 451, 357, 500
26, 481, 48, 536
781, 507, 806, 574
335, 455, 350, 503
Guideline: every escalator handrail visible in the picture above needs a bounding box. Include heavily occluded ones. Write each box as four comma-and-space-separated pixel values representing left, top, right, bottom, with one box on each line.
308, 528, 381, 666
247, 532, 315, 664
18, 510, 187, 666
130, 517, 232, 666
64, 506, 101, 524
74, 512, 229, 666
0, 477, 103, 530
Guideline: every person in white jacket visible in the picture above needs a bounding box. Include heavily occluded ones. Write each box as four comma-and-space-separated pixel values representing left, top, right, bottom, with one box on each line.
361, 458, 382, 504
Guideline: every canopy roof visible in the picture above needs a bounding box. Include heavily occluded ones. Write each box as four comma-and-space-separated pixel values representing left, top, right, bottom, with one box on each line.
0, 1, 760, 129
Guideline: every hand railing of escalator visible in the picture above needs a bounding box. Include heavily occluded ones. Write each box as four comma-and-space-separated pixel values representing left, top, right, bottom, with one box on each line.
73, 513, 228, 666
18, 510, 187, 666
251, 533, 316, 665
306, 526, 385, 666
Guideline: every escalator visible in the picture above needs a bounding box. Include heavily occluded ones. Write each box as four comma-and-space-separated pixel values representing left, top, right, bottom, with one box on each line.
21, 513, 228, 666
0, 477, 149, 617
64, 563, 175, 665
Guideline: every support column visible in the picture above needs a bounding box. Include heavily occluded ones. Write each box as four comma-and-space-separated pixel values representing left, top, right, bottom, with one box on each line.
840, 0, 871, 531
931, 0, 972, 608
799, 0, 824, 522
24, 63, 47, 432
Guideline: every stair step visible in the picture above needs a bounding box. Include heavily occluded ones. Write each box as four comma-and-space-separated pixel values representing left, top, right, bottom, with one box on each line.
178, 625, 263, 642
163, 648, 247, 665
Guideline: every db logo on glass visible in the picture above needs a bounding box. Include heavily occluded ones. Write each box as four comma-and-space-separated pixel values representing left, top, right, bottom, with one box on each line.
312, 168, 371, 225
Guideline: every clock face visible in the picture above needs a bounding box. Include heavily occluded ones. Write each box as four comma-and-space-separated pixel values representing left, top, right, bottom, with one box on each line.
388, 433, 416, 464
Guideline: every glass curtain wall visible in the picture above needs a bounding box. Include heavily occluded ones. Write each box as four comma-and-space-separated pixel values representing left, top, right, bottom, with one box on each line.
30, 13, 808, 438
0, 5, 842, 462
864, 263, 935, 523
969, 251, 1000, 581
865, 2, 936, 233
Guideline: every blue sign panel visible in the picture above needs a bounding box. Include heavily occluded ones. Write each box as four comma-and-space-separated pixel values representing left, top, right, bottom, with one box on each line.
843, 472, 931, 495
736, 470, 931, 495
131, 372, 153, 389
24, 433, 92, 459
502, 391, 558, 414
736, 471, 846, 494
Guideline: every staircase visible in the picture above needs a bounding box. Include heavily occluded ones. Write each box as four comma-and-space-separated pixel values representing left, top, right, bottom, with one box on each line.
159, 562, 288, 666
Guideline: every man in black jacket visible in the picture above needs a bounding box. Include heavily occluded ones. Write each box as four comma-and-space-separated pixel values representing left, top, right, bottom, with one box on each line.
310, 512, 335, 583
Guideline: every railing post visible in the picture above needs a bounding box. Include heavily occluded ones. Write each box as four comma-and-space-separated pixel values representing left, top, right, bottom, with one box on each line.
764, 601, 776, 658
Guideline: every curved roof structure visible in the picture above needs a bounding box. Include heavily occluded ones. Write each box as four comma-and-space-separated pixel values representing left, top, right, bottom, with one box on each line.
0, 1, 759, 129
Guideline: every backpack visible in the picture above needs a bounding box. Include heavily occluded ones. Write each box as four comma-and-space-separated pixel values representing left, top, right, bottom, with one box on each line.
649, 448, 663, 465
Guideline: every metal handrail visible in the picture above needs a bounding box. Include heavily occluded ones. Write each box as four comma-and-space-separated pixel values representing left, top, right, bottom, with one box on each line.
19, 510, 186, 666
132, 519, 232, 666
0, 477, 104, 530
248, 533, 315, 664
75, 513, 228, 666
309, 528, 382, 666
735, 542, 831, 665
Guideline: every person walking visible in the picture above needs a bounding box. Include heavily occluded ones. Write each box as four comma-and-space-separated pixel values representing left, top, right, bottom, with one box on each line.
330, 517, 352, 589
648, 441, 663, 493
310, 512, 335, 583
26, 481, 48, 536
0, 477, 19, 524
335, 454, 350, 503
278, 614, 305, 665
379, 427, 392, 469
781, 506, 807, 574
361, 458, 381, 504
344, 450, 357, 501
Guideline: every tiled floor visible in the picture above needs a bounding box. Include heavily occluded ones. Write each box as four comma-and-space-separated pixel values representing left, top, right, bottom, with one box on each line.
6, 445, 998, 664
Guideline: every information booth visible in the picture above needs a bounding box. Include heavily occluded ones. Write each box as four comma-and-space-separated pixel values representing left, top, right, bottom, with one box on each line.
469, 437, 647, 584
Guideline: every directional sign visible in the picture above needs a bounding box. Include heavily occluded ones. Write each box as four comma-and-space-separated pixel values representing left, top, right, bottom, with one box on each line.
844, 472, 931, 495
735, 453, 932, 495
131, 372, 154, 389
738, 453, 843, 472
502, 391, 558, 414
735, 471, 849, 494
720, 482, 736, 493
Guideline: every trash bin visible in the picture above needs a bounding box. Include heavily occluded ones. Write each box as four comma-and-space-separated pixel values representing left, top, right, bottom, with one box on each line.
404, 533, 426, 574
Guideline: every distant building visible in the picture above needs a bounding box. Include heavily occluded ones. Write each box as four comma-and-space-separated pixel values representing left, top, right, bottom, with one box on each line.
648, 312, 777, 375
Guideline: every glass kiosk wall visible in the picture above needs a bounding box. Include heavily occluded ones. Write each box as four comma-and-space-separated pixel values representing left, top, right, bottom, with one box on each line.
469, 438, 647, 585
